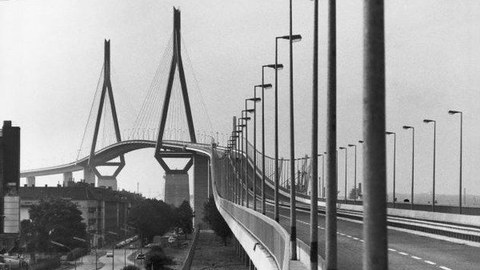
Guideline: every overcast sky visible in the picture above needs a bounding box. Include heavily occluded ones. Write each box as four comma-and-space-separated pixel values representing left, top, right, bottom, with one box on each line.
1, 0, 480, 201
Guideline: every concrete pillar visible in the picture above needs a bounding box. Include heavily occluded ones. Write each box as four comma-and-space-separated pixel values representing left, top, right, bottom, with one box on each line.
164, 173, 189, 207
63, 172, 73, 187
98, 178, 117, 190
26, 176, 35, 187
193, 154, 209, 228
83, 167, 96, 186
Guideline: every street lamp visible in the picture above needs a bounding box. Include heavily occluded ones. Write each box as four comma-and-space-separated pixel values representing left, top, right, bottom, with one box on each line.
423, 119, 436, 212
403, 125, 415, 209
247, 97, 261, 211
348, 142, 362, 203
448, 110, 463, 214
50, 240, 76, 270
339, 147, 348, 202
386, 131, 397, 207
107, 231, 118, 270
236, 121, 246, 206
241, 111, 252, 208
73, 236, 96, 270
258, 76, 275, 216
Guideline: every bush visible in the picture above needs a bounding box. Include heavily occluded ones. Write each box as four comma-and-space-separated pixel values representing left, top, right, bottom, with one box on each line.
203, 196, 232, 245
145, 246, 173, 270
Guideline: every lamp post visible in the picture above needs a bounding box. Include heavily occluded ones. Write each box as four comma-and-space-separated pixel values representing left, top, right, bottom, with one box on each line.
423, 119, 436, 212
403, 125, 415, 209
386, 131, 396, 207
339, 147, 348, 202
247, 96, 261, 211
73, 236, 96, 270
237, 121, 247, 206
311, 0, 321, 268
448, 110, 463, 214
233, 130, 242, 204
241, 110, 253, 208
321, 152, 326, 198
348, 141, 362, 203
50, 241, 76, 270
259, 71, 276, 215
106, 231, 118, 270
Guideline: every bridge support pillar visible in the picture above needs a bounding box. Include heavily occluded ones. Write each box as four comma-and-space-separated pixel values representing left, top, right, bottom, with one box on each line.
63, 172, 73, 187
83, 167, 96, 186
26, 176, 35, 187
164, 173, 189, 207
98, 178, 117, 190
193, 154, 209, 228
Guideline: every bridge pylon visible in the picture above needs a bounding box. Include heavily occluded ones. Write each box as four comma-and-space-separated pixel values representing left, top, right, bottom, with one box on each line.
154, 8, 209, 228
87, 40, 125, 189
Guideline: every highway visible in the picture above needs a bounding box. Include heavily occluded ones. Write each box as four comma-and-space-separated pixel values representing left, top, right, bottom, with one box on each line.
97, 249, 136, 270
260, 202, 480, 270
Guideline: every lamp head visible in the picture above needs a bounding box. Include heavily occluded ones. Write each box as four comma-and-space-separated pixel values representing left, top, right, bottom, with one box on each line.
339, 147, 346, 150
247, 97, 261, 103
348, 144, 355, 147
403, 125, 413, 130
385, 131, 395, 135
264, 64, 284, 70
448, 110, 461, 115
255, 83, 273, 89
423, 119, 435, 123
278, 34, 302, 42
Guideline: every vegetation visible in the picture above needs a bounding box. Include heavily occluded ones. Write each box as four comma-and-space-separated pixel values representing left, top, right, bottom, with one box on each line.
128, 199, 176, 245
202, 196, 231, 245
145, 246, 173, 270
128, 199, 195, 244
175, 200, 193, 238
348, 187, 362, 200
20, 198, 87, 252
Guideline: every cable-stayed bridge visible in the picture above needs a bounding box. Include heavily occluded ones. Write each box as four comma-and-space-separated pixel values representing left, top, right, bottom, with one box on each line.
18, 7, 480, 270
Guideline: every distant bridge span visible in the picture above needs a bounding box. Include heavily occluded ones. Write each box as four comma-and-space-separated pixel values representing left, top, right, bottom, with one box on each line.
20, 140, 211, 178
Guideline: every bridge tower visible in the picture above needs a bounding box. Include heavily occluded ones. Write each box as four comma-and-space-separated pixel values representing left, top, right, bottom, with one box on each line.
155, 8, 209, 228
86, 40, 125, 190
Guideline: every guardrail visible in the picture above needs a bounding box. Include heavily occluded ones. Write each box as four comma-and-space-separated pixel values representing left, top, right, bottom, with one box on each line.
210, 148, 295, 270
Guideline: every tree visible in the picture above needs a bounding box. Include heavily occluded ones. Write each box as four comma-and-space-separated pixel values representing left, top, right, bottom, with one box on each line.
145, 246, 173, 270
21, 198, 87, 253
348, 187, 362, 200
203, 196, 231, 245
128, 199, 176, 245
175, 200, 193, 238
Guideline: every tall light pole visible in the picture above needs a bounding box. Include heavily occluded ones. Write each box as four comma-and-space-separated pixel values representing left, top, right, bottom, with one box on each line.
386, 131, 396, 207
274, 34, 301, 223
248, 95, 261, 211
237, 121, 246, 206
242, 108, 254, 208
348, 141, 362, 203
423, 119, 436, 212
50, 241, 76, 270
448, 110, 463, 214
262, 66, 281, 215
364, 1, 387, 268
403, 125, 415, 209
310, 0, 320, 267
339, 147, 348, 201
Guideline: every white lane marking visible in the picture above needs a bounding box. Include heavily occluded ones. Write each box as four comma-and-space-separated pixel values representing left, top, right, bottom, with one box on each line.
270, 210, 451, 269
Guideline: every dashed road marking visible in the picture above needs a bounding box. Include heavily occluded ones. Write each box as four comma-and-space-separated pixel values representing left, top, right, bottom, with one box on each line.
268, 210, 453, 270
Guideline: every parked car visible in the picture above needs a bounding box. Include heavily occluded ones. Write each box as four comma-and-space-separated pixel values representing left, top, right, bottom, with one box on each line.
136, 253, 145, 260
106, 252, 113, 258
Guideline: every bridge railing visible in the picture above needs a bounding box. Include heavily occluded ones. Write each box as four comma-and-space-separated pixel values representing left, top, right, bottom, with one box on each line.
210, 148, 291, 270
